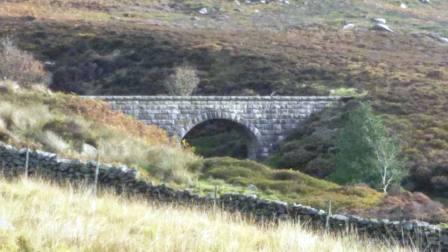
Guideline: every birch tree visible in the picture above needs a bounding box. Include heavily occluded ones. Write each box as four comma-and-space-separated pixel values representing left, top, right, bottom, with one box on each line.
331, 102, 406, 193
363, 105, 406, 193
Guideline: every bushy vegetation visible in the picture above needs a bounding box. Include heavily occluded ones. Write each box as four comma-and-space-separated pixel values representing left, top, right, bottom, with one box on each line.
330, 102, 406, 193
0, 38, 50, 87
0, 178, 409, 252
330, 88, 368, 97
268, 104, 346, 178
164, 64, 200, 96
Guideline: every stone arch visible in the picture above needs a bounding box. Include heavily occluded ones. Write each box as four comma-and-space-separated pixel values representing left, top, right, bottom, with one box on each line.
180, 111, 261, 160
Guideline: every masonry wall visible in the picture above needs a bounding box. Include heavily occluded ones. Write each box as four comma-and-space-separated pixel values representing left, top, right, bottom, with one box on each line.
0, 142, 446, 250
90, 96, 341, 159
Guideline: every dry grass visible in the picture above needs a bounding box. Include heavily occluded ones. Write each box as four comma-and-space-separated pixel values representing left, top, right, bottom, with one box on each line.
0, 178, 411, 252
0, 1, 111, 22
0, 85, 201, 184
64, 97, 170, 146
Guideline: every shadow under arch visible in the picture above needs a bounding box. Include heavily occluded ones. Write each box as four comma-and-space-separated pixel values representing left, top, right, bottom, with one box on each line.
181, 114, 261, 160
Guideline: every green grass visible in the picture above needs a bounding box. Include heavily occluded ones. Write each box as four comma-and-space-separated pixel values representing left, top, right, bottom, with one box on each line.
198, 157, 383, 210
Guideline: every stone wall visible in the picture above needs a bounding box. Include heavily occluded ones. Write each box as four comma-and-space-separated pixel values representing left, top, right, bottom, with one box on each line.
0, 142, 446, 250
88, 96, 342, 159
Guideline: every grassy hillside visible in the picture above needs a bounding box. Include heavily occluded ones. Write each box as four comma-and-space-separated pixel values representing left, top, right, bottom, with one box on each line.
0, 178, 409, 252
199, 158, 383, 211
0, 0, 447, 193
0, 82, 201, 184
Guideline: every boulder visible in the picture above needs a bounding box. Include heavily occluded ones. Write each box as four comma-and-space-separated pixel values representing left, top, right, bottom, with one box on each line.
372, 23, 394, 33
343, 23, 355, 30
438, 37, 448, 43
198, 8, 208, 15
372, 18, 386, 24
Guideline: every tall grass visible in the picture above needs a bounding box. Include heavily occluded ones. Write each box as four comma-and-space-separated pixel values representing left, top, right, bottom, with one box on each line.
0, 178, 411, 252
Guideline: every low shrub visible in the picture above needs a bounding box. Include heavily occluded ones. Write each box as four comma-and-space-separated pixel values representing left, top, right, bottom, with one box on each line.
38, 130, 69, 153
145, 145, 203, 184
0, 38, 50, 87
330, 87, 368, 97
164, 64, 200, 95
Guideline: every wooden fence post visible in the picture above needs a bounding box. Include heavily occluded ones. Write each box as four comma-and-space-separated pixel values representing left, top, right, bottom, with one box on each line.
325, 200, 332, 231
24, 148, 29, 179
94, 153, 100, 196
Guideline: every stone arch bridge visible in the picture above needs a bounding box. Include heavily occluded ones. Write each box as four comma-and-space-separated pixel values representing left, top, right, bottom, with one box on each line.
90, 96, 342, 159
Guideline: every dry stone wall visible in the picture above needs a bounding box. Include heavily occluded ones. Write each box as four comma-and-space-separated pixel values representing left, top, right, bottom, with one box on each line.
0, 142, 446, 251
89, 96, 342, 159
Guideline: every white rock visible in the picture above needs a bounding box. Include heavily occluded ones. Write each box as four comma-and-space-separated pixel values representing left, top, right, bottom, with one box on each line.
438, 37, 448, 43
343, 23, 355, 30
254, 9, 260, 13
81, 143, 97, 158
400, 3, 408, 9
247, 184, 258, 191
234, 0, 241, 5
427, 33, 448, 44
372, 23, 394, 33
372, 17, 386, 24
198, 7, 208, 15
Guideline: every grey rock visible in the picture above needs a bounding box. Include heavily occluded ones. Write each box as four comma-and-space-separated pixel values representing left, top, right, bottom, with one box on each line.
343, 23, 355, 30
198, 8, 208, 15
332, 214, 349, 222
372, 23, 394, 33
247, 184, 258, 191
372, 17, 386, 24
